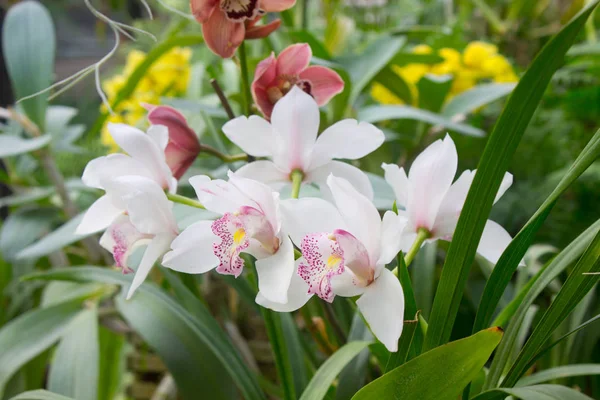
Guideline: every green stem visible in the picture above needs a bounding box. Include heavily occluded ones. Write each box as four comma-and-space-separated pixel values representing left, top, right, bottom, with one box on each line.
166, 193, 205, 209
200, 144, 248, 163
290, 169, 304, 199
302, 0, 309, 30
393, 228, 430, 276
238, 42, 252, 116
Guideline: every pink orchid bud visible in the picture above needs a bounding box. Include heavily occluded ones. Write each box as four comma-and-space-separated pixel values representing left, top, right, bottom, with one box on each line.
251, 43, 345, 119
146, 105, 201, 180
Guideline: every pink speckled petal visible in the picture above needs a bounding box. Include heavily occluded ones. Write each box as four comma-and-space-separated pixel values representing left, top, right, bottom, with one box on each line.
212, 212, 250, 277
100, 214, 152, 274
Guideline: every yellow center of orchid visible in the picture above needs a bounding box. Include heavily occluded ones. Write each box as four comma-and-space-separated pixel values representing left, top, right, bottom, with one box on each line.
326, 254, 343, 270
233, 228, 246, 245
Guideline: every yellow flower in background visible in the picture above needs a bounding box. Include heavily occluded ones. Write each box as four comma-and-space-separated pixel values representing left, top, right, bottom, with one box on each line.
371, 41, 518, 107
100, 47, 192, 150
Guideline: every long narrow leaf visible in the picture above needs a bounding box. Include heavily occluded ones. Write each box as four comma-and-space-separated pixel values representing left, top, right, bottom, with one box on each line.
423, 1, 600, 352
516, 364, 600, 387
474, 127, 600, 333
472, 384, 594, 400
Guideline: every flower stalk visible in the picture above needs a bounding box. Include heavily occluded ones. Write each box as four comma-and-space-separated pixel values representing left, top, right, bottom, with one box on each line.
200, 143, 248, 163
393, 228, 431, 276
238, 42, 252, 116
290, 169, 304, 199
166, 193, 205, 209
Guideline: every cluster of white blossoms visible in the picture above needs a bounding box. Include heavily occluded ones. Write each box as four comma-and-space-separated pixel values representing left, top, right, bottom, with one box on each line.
77, 87, 516, 352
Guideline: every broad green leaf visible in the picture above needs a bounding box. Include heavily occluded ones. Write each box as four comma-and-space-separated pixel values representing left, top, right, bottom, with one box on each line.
0, 301, 86, 398
373, 67, 413, 104
417, 75, 453, 113
423, 0, 600, 353
23, 267, 265, 400
336, 315, 374, 400
16, 213, 90, 260
412, 242, 437, 321
41, 282, 106, 308
0, 207, 57, 261
567, 42, 600, 56
299, 341, 370, 400
486, 219, 600, 389
261, 309, 296, 400
389, 52, 445, 66
9, 390, 74, 400
48, 309, 99, 400
473, 384, 594, 400
353, 328, 503, 400
0, 135, 52, 158
357, 105, 484, 137
441, 83, 516, 117
474, 127, 600, 333
97, 327, 126, 400
516, 364, 600, 387
501, 229, 600, 387
336, 36, 405, 106
0, 187, 55, 208
2, 0, 55, 128
281, 313, 309, 397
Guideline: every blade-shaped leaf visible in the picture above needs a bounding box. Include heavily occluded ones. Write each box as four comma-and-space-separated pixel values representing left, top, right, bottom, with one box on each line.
0, 135, 52, 158
422, 0, 600, 352
473, 384, 594, 400
24, 267, 265, 400
299, 341, 370, 400
9, 390, 74, 400
352, 328, 503, 400
516, 364, 600, 387
0, 301, 86, 398
473, 127, 600, 333
48, 308, 99, 400
336, 315, 374, 400
486, 219, 600, 389
441, 83, 516, 117
357, 105, 484, 137
2, 0, 55, 128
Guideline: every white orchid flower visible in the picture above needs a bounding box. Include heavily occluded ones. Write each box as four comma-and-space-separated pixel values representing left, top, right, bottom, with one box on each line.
98, 176, 179, 299
162, 172, 295, 304
382, 134, 518, 265
221, 86, 385, 199
260, 175, 407, 352
77, 123, 177, 235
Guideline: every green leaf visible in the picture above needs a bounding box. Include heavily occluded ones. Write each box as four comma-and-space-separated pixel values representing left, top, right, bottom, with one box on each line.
336, 315, 373, 400
24, 267, 265, 400
97, 327, 126, 400
261, 309, 296, 400
48, 308, 99, 400
373, 67, 413, 104
422, 0, 600, 353
441, 83, 516, 117
0, 207, 58, 261
281, 312, 309, 397
2, 0, 55, 128
288, 31, 332, 60
352, 328, 503, 400
9, 390, 74, 400
417, 75, 453, 113
485, 219, 600, 389
474, 127, 600, 333
389, 52, 445, 66
336, 36, 405, 107
0, 135, 52, 158
299, 341, 370, 400
501, 229, 600, 387
16, 213, 90, 260
357, 105, 484, 137
0, 301, 85, 398
516, 364, 600, 387
473, 384, 594, 400
567, 42, 600, 56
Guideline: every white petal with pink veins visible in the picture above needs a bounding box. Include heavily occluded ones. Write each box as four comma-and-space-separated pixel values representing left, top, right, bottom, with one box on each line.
100, 214, 152, 274
162, 220, 220, 274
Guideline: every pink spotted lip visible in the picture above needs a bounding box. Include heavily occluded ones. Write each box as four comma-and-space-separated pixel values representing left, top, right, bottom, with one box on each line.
211, 212, 249, 277
298, 232, 345, 303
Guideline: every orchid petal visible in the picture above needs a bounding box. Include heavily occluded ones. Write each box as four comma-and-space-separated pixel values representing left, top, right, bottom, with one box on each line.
126, 232, 175, 299
100, 214, 151, 273
327, 175, 381, 262
256, 259, 312, 312
298, 65, 344, 106
82, 154, 152, 190
222, 115, 277, 157
228, 172, 279, 232
276, 43, 312, 76
147, 124, 169, 151
495, 172, 513, 203
191, 0, 219, 23
107, 123, 174, 191
271, 86, 319, 171
477, 219, 522, 266
255, 235, 295, 303
377, 211, 407, 266
308, 161, 374, 200
330, 269, 367, 297
212, 213, 250, 277
432, 169, 474, 239
202, 10, 245, 59
190, 175, 252, 215
280, 198, 345, 246
333, 229, 373, 286
382, 163, 410, 209
234, 160, 290, 185
407, 134, 457, 231
76, 195, 123, 235
356, 268, 404, 352
162, 220, 220, 273
259, 0, 296, 12
245, 18, 281, 40
309, 119, 384, 170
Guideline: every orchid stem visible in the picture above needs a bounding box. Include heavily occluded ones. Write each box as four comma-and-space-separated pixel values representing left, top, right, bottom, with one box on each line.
166, 193, 205, 209
210, 78, 236, 119
392, 228, 430, 276
290, 169, 304, 199
200, 144, 248, 163
238, 41, 252, 116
